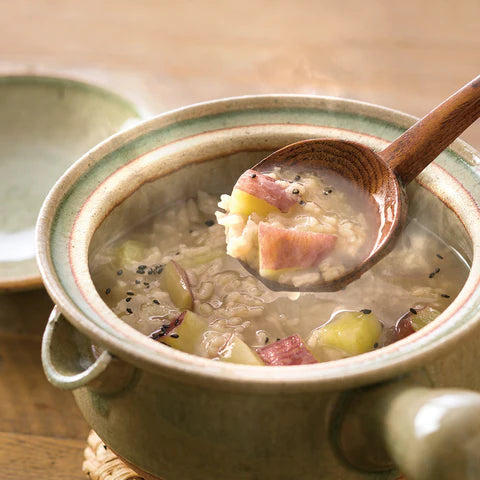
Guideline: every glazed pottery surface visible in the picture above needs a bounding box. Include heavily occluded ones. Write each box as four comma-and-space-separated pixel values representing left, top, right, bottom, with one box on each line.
38, 96, 480, 480
0, 75, 142, 292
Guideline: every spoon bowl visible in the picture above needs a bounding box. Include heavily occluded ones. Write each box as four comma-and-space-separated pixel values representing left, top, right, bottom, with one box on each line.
246, 75, 480, 291
245, 138, 407, 291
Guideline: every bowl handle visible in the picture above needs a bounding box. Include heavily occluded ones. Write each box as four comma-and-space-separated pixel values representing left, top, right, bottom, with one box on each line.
41, 306, 112, 390
335, 380, 480, 479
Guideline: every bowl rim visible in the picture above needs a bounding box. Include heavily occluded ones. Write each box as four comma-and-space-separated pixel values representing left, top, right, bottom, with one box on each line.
36, 94, 480, 392
0, 73, 144, 292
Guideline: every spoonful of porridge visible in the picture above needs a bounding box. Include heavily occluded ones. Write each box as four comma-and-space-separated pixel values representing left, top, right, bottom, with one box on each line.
216, 75, 480, 291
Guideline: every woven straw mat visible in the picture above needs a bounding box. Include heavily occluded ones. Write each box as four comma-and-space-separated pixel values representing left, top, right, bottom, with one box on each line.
83, 431, 144, 480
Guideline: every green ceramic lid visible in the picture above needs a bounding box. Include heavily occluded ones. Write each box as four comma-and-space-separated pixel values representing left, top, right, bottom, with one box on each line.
0, 75, 143, 292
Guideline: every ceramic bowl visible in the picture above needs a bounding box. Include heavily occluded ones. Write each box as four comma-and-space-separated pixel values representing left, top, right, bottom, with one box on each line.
37, 96, 480, 480
0, 74, 142, 292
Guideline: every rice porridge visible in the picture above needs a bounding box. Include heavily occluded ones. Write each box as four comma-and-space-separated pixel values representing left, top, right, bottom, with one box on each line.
216, 168, 377, 288
90, 187, 469, 366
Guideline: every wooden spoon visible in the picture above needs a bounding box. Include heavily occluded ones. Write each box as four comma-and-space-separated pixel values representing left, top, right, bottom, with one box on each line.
247, 75, 480, 292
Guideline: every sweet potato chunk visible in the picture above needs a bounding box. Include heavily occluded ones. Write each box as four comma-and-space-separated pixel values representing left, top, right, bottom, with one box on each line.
115, 239, 145, 266
161, 260, 193, 310
257, 334, 317, 366
230, 169, 297, 217
158, 311, 209, 355
258, 223, 336, 278
309, 310, 382, 357
394, 306, 440, 340
217, 335, 264, 366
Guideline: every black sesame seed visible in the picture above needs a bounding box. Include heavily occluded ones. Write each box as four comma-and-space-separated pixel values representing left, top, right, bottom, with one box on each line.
410, 308, 418, 315
117, 269, 123, 276
265, 337, 269, 344
143, 264, 164, 275
103, 444, 107, 450
436, 254, 444, 260
105, 288, 111, 295
205, 219, 215, 227
292, 188, 300, 195
294, 175, 301, 181
374, 342, 379, 349
189, 229, 193, 233
136, 269, 144, 274
138, 265, 147, 269
153, 299, 160, 305
276, 338, 281, 342
429, 272, 435, 278
126, 308, 133, 314
170, 333, 179, 339
135, 280, 141, 284
126, 291, 134, 296
323, 188, 333, 195
250, 173, 257, 178
441, 293, 451, 298
143, 282, 149, 286
299, 200, 306, 205
175, 252, 180, 255
434, 267, 440, 274
150, 325, 170, 340
126, 297, 132, 302
361, 309, 372, 314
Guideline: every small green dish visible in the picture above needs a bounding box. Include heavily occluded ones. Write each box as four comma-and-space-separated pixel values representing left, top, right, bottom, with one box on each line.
0, 75, 143, 292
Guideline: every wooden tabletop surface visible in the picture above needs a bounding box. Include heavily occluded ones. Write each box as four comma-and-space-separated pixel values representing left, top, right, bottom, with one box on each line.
0, 1, 479, 479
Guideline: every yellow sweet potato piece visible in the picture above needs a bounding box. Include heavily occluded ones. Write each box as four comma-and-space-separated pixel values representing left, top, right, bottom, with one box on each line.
162, 311, 209, 355
229, 188, 281, 217
217, 335, 264, 366
161, 260, 193, 310
115, 240, 145, 266
410, 306, 440, 331
308, 310, 382, 357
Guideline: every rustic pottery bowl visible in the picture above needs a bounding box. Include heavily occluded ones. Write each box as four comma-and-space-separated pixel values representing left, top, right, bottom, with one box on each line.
37, 96, 480, 480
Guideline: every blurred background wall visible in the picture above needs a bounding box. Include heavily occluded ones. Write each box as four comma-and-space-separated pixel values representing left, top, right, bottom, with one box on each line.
1, 0, 478, 146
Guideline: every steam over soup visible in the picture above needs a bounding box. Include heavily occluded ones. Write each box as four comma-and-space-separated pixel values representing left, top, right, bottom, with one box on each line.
91, 186, 469, 366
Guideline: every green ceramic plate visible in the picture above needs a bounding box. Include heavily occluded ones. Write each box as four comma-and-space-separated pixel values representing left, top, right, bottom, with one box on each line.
0, 75, 143, 292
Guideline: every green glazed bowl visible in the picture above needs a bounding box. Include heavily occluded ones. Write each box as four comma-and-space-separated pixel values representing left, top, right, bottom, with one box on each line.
0, 74, 142, 292
37, 95, 480, 480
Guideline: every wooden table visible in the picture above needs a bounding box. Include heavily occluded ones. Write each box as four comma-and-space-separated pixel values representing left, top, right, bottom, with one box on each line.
0, 1, 479, 479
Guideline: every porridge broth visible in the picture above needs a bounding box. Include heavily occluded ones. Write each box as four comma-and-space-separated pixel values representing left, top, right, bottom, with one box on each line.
90, 188, 469, 365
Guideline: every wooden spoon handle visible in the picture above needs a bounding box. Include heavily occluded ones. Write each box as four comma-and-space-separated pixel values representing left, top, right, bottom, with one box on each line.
379, 75, 480, 185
